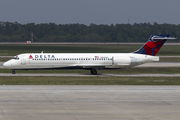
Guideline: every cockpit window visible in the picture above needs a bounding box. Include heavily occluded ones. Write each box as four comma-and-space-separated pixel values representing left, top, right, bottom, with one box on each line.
13, 56, 19, 60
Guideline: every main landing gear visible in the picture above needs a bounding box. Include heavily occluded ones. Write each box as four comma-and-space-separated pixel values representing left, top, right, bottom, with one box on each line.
12, 69, 16, 74
91, 68, 97, 75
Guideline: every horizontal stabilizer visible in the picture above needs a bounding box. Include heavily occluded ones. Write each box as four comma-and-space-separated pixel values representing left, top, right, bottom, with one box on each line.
150, 35, 176, 41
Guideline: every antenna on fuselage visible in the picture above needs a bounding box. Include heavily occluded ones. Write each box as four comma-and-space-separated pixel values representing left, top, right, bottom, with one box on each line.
41, 51, 43, 54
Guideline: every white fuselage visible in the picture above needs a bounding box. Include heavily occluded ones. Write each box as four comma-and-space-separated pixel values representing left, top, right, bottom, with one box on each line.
3, 53, 159, 70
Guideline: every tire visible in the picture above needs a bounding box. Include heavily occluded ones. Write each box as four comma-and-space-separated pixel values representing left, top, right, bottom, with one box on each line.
12, 70, 16, 74
91, 68, 97, 75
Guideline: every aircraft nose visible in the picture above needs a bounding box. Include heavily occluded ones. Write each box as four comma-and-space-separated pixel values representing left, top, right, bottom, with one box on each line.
3, 61, 11, 68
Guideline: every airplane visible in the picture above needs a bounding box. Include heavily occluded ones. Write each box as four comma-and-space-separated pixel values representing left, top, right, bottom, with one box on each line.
3, 34, 176, 75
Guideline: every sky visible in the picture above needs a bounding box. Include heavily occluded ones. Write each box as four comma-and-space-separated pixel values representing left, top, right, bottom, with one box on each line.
0, 0, 180, 25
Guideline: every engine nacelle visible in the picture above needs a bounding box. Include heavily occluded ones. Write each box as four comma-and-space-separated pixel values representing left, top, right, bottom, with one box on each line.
113, 56, 131, 66
112, 56, 141, 67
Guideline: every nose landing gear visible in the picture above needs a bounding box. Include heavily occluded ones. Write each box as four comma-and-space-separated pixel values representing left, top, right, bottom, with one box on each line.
12, 69, 16, 74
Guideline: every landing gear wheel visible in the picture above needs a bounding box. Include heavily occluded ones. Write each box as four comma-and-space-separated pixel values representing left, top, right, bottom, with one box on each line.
91, 68, 97, 75
12, 70, 16, 74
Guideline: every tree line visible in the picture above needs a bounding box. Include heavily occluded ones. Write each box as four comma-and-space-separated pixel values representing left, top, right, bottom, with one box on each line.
0, 21, 179, 42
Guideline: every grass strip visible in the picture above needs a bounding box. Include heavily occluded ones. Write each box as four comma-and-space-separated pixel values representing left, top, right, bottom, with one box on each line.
0, 76, 180, 85
159, 58, 180, 62
1, 44, 180, 56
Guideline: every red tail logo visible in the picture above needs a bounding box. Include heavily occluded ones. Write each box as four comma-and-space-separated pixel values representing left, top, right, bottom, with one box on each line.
134, 35, 176, 56
143, 41, 165, 56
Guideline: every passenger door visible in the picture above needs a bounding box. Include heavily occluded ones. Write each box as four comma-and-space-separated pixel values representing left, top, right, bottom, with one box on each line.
21, 57, 26, 65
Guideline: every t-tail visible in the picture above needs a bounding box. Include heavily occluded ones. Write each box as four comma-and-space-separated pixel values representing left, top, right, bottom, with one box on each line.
134, 35, 176, 56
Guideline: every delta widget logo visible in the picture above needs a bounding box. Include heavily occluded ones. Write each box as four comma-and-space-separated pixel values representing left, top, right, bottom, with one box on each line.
29, 55, 33, 59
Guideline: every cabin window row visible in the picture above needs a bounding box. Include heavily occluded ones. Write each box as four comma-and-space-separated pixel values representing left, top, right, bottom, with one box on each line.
32, 58, 112, 61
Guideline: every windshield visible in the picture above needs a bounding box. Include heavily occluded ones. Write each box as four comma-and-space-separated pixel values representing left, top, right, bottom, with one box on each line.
13, 56, 19, 60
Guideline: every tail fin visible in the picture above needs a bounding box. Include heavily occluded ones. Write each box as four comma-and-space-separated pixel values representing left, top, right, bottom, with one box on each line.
134, 35, 176, 56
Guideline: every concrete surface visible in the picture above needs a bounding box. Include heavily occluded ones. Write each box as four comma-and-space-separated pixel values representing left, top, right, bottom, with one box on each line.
0, 85, 180, 120
0, 73, 180, 77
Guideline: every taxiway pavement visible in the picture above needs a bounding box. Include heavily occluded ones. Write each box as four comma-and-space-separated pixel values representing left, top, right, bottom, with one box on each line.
0, 85, 179, 120
0, 73, 180, 77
